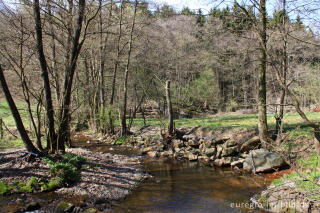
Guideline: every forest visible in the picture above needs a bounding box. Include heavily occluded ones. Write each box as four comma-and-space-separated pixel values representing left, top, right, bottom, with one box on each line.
1, 0, 320, 212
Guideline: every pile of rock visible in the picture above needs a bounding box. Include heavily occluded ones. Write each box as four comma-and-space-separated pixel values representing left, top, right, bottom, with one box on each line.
125, 127, 288, 173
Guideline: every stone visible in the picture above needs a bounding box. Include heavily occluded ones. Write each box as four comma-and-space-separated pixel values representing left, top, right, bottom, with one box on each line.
198, 155, 209, 161
204, 148, 216, 157
216, 145, 223, 158
190, 148, 200, 155
239, 153, 249, 158
231, 159, 245, 168
221, 146, 238, 157
142, 146, 154, 154
214, 157, 233, 167
147, 151, 159, 158
240, 136, 261, 153
172, 139, 184, 148
243, 149, 287, 173
182, 134, 196, 140
203, 140, 214, 148
25, 202, 41, 211
161, 150, 174, 157
54, 202, 75, 213
187, 139, 200, 148
225, 139, 237, 147
156, 143, 164, 151
187, 153, 198, 161
212, 138, 227, 145
82, 208, 98, 213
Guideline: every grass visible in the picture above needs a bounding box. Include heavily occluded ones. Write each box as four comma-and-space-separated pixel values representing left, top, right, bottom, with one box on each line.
1, 96, 320, 150
130, 112, 320, 138
0, 101, 30, 151
272, 153, 320, 200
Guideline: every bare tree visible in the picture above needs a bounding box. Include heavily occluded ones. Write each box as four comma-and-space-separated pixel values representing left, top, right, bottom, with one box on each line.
120, 0, 138, 136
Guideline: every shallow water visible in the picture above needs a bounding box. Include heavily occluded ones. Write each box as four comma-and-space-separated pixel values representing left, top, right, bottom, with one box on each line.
111, 157, 269, 213
78, 139, 270, 212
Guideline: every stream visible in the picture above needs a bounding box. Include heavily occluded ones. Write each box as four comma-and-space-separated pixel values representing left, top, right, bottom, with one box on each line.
0, 137, 271, 212
79, 142, 271, 212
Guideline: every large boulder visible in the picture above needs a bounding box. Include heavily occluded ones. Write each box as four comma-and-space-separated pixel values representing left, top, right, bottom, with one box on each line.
243, 149, 287, 173
240, 136, 261, 153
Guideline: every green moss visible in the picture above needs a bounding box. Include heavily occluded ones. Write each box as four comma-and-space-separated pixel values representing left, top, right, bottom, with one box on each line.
0, 182, 10, 195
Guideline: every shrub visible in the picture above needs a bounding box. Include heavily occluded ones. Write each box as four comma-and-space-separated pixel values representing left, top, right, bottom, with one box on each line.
50, 162, 79, 185
63, 153, 87, 169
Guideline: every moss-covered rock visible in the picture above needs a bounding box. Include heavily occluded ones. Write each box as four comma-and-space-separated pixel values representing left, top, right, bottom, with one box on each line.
54, 202, 75, 213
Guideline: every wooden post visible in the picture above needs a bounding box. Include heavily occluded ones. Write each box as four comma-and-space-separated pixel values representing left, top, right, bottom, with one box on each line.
166, 80, 174, 135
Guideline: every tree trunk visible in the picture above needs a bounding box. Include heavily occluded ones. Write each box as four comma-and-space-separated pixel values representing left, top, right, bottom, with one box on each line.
166, 80, 174, 135
275, 0, 287, 144
120, 0, 137, 136
0, 65, 40, 154
257, 0, 269, 145
33, 0, 57, 152
0, 118, 3, 139
57, 0, 86, 152
110, 0, 123, 106
99, 0, 105, 112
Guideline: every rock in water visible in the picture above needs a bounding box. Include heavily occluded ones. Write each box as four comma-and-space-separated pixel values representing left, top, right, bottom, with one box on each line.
187, 153, 198, 161
25, 202, 41, 211
243, 149, 287, 173
82, 208, 98, 213
54, 202, 75, 213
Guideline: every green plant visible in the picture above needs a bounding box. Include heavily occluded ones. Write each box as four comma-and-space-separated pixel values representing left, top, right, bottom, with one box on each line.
115, 136, 130, 145
50, 162, 79, 185
0, 182, 11, 195
47, 177, 63, 191
20, 177, 39, 193
63, 153, 87, 169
